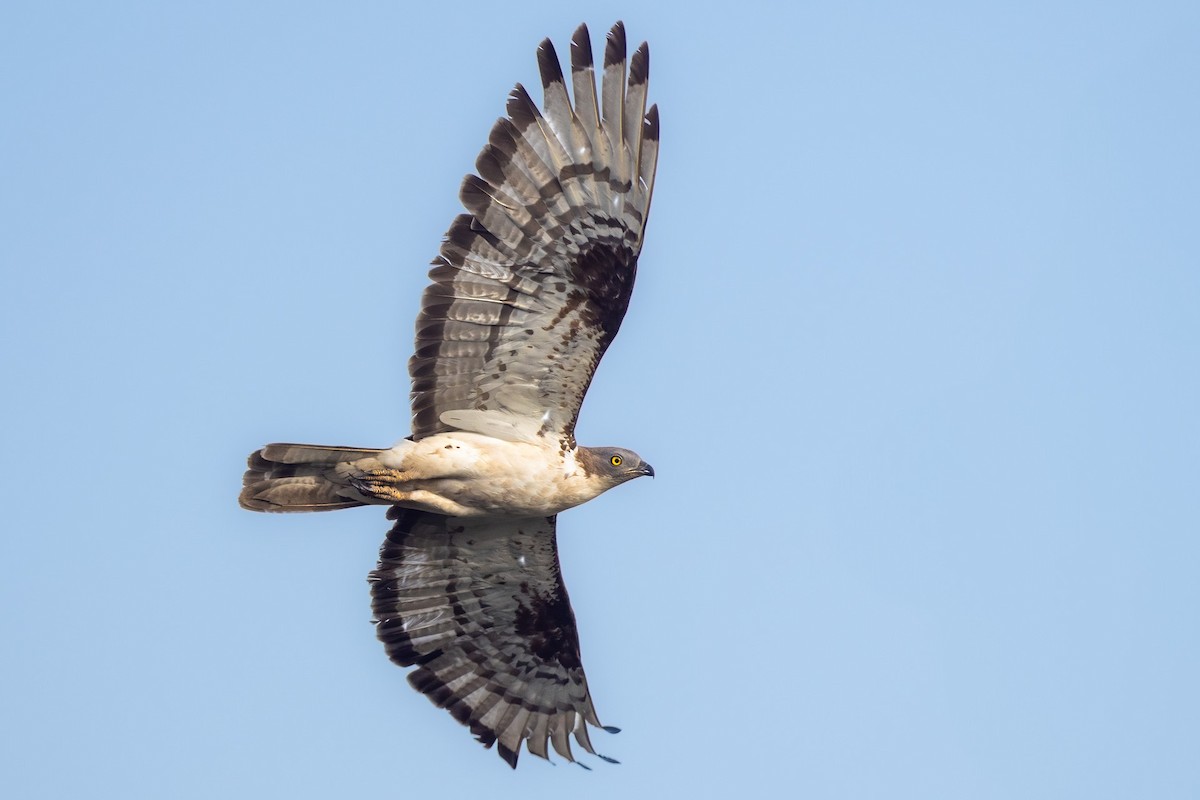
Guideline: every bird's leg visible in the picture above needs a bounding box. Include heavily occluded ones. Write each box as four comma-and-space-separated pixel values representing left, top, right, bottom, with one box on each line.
349, 470, 477, 516
348, 468, 411, 504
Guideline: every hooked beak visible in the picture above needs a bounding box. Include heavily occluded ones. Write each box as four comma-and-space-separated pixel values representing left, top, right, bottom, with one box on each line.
641, 463, 655, 478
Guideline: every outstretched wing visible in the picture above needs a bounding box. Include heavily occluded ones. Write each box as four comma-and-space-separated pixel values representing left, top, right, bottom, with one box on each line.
410, 22, 659, 447
369, 509, 618, 768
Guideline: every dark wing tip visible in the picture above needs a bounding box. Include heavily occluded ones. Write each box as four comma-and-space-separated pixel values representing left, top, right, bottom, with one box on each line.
604, 21, 627, 68
602, 725, 622, 734
506, 82, 539, 128
536, 38, 564, 89
629, 42, 649, 87
458, 173, 491, 216
441, 212, 483, 254
570, 23, 593, 72
498, 742, 520, 769
643, 104, 660, 141
474, 143, 504, 186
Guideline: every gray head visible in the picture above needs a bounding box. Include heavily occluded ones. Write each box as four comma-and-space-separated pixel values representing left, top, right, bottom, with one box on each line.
579, 446, 655, 487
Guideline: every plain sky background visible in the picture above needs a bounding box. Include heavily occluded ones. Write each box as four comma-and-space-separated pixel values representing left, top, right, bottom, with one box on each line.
3, 1, 1198, 797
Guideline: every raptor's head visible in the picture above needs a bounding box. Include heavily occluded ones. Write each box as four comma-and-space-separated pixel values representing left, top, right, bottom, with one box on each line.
580, 446, 655, 488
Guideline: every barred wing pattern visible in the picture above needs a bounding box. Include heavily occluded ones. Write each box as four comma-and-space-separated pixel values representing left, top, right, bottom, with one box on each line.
369, 509, 618, 768
410, 22, 659, 445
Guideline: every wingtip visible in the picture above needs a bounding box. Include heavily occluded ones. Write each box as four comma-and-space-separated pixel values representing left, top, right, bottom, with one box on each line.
629, 41, 649, 87
536, 38, 563, 89
642, 104, 660, 144
498, 742, 520, 769
604, 21, 627, 69
570, 23, 593, 72
505, 82, 539, 128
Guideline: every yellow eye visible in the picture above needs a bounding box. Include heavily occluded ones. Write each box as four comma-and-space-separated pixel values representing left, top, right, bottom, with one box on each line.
610, 455, 623, 467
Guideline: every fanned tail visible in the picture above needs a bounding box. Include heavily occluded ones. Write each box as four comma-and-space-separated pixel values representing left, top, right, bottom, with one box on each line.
239, 443, 386, 512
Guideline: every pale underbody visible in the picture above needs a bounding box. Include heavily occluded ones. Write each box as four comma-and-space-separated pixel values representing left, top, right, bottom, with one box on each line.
345, 433, 602, 518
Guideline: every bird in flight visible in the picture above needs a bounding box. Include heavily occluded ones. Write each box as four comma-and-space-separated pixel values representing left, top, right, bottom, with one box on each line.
239, 21, 659, 769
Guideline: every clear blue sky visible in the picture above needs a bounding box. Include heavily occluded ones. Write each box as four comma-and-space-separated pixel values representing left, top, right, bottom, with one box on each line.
3, 1, 1198, 797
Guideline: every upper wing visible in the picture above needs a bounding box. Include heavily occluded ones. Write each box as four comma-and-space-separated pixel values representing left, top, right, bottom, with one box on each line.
409, 22, 659, 447
369, 508, 618, 768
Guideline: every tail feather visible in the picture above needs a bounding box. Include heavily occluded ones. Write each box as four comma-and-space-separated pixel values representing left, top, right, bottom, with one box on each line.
240, 443, 385, 512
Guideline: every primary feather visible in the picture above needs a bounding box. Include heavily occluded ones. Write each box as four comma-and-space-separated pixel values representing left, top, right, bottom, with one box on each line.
409, 21, 659, 448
